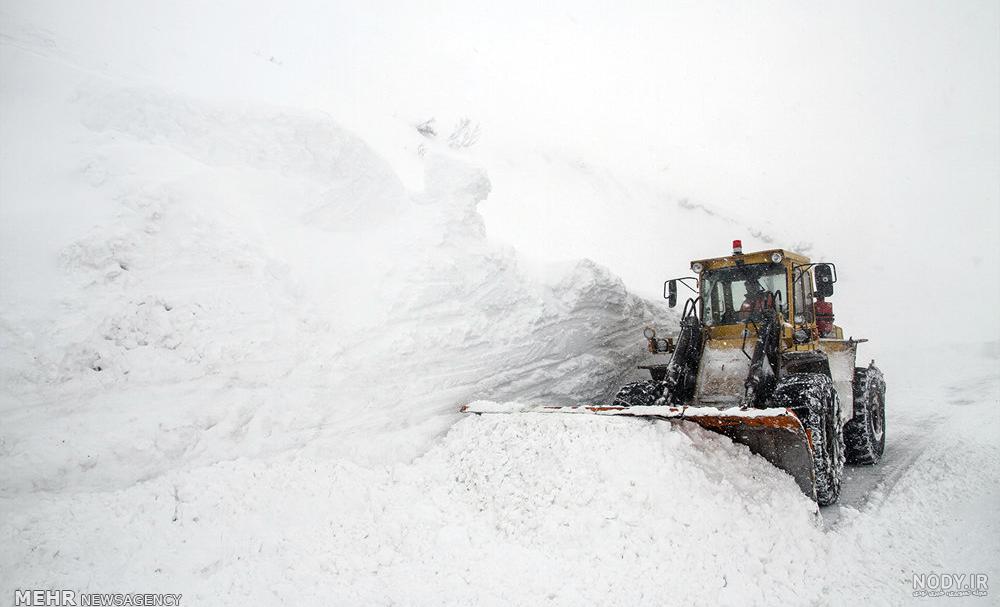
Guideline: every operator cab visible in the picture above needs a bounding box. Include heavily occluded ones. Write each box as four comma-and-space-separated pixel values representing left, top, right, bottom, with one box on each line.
664, 241, 841, 342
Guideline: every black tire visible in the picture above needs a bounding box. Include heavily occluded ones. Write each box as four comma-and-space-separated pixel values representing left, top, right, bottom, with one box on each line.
771, 373, 845, 506
844, 365, 886, 465
612, 380, 666, 407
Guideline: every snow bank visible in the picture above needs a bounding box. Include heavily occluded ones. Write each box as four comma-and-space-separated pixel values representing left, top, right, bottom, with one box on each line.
0, 45, 664, 497
2, 414, 820, 607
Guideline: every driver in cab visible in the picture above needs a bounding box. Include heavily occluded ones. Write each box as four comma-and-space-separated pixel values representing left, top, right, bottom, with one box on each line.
739, 280, 775, 321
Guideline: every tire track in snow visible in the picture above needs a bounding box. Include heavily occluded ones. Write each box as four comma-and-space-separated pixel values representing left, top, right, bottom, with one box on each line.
823, 363, 991, 528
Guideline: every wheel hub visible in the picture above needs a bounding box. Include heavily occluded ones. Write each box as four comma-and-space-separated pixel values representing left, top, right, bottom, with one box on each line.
871, 393, 884, 441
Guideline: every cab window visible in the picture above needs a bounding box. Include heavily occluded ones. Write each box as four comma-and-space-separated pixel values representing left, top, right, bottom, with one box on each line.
700, 263, 788, 326
793, 267, 815, 324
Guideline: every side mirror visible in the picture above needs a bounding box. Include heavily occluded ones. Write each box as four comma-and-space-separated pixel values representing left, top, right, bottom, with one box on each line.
666, 280, 678, 308
815, 264, 835, 297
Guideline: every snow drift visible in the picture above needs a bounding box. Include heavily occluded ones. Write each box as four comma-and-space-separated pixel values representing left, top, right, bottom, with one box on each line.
3, 415, 819, 607
0, 46, 666, 497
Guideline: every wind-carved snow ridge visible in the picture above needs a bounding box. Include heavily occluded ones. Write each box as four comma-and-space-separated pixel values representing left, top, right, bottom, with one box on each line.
76, 84, 409, 233
0, 59, 667, 497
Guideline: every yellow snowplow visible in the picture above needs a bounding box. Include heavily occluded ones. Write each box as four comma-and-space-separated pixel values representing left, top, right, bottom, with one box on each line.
464, 241, 886, 506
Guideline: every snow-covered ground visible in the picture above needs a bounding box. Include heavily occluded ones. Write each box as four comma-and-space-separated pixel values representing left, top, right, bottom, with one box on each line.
2, 3, 998, 606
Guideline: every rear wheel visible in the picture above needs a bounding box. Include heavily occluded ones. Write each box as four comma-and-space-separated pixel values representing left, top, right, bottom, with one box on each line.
772, 373, 845, 506
845, 365, 886, 465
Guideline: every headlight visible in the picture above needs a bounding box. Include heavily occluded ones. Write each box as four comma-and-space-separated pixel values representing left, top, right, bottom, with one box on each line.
770, 252, 783, 263
690, 262, 703, 273
643, 327, 656, 339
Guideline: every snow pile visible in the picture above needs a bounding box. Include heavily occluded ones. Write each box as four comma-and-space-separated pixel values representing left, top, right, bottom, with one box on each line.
5, 346, 998, 605
2, 414, 821, 606
0, 45, 664, 497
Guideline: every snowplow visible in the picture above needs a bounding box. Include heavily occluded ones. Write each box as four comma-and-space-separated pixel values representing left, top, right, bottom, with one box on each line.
464, 241, 886, 506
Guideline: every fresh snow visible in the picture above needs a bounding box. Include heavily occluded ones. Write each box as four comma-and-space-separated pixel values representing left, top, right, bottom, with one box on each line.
1, 4, 998, 606
3, 349, 998, 605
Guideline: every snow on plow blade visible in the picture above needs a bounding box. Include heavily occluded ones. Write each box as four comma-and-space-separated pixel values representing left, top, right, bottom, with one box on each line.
462, 402, 816, 500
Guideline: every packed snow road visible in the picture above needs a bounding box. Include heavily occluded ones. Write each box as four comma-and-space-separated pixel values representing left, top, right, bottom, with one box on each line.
822, 343, 999, 535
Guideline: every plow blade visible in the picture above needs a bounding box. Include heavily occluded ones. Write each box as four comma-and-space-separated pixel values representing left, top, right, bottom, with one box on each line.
462, 402, 816, 500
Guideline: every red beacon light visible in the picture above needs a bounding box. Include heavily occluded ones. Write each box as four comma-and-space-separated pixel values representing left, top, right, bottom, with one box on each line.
732, 239, 743, 255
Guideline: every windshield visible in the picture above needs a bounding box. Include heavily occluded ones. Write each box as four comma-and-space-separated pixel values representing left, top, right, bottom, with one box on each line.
700, 262, 788, 326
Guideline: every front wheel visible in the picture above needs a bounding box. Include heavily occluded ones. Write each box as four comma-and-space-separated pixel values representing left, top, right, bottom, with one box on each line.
845, 365, 886, 465
772, 373, 845, 506
612, 380, 666, 407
